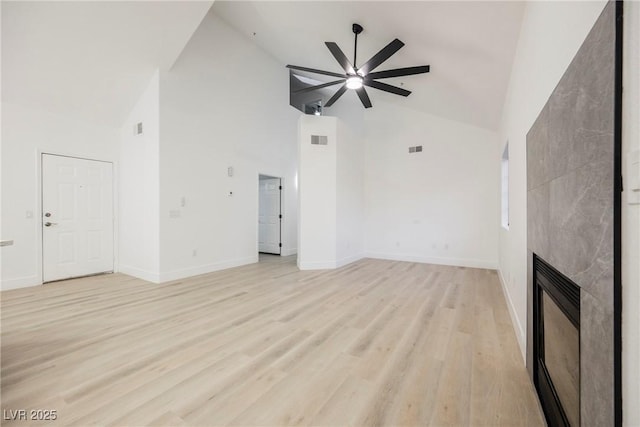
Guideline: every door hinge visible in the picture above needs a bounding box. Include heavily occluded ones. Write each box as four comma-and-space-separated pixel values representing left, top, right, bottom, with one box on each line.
279, 243, 282, 248
279, 214, 282, 219
279, 185, 282, 190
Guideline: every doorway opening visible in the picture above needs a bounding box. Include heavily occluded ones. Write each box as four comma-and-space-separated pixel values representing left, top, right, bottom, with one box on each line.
41, 153, 114, 283
258, 174, 282, 257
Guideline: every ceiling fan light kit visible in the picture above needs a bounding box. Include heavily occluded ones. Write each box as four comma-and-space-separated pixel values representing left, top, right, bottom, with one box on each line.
287, 23, 430, 109
346, 75, 364, 90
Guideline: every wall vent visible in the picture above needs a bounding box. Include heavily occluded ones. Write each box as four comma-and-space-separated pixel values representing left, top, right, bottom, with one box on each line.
311, 135, 328, 145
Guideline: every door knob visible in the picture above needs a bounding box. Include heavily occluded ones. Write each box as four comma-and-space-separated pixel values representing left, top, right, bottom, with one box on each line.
44, 212, 52, 217
44, 222, 58, 227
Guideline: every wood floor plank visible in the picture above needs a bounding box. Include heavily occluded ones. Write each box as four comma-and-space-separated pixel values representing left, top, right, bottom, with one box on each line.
1, 256, 544, 426
309, 374, 375, 427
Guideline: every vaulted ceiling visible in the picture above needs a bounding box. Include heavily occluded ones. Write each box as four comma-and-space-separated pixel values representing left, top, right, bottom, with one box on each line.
213, 1, 525, 130
1, 1, 212, 127
2, 1, 525, 131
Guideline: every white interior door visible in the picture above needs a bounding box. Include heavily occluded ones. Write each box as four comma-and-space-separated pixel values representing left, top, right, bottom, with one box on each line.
42, 154, 114, 282
258, 177, 281, 254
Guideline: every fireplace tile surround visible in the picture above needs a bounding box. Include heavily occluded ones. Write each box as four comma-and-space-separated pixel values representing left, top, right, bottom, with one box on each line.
526, 2, 620, 425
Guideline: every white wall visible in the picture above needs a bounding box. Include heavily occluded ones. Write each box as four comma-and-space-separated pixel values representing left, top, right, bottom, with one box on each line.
336, 113, 365, 267
364, 101, 499, 269
297, 108, 365, 270
298, 115, 338, 269
119, 71, 161, 283
0, 102, 118, 290
497, 0, 608, 356
157, 11, 299, 282
622, 1, 640, 424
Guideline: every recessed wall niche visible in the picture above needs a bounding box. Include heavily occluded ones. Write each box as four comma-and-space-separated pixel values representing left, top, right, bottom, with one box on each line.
526, 2, 622, 425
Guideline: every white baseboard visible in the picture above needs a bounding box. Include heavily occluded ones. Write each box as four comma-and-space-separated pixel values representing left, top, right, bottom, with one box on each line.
158, 256, 258, 283
497, 268, 526, 362
298, 252, 493, 271
335, 253, 364, 268
0, 275, 41, 291
364, 252, 497, 270
298, 260, 338, 270
118, 265, 161, 284
298, 253, 364, 270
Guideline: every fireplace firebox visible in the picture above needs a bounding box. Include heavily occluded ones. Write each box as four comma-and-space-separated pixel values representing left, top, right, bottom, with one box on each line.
533, 255, 581, 427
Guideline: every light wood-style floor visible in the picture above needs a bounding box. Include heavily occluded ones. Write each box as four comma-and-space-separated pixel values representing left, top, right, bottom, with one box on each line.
1, 256, 544, 426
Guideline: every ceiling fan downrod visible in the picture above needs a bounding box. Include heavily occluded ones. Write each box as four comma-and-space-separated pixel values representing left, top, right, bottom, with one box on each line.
352, 23, 363, 70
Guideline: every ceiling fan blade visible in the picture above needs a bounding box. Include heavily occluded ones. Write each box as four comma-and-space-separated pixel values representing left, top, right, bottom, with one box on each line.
325, 84, 348, 107
355, 87, 373, 108
367, 65, 430, 80
286, 65, 346, 79
358, 38, 405, 75
364, 79, 411, 97
293, 79, 345, 94
325, 42, 355, 74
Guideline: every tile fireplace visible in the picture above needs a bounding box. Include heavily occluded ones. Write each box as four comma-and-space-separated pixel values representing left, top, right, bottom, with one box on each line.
526, 2, 622, 425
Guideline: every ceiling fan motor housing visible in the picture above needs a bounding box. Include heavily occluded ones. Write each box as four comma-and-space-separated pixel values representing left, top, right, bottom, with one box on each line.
352, 23, 363, 35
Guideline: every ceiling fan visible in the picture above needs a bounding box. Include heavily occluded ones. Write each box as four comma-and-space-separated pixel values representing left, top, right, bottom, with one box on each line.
287, 23, 430, 109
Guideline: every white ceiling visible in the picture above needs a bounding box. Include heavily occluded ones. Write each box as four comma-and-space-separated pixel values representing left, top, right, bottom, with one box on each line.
213, 1, 525, 130
1, 1, 213, 127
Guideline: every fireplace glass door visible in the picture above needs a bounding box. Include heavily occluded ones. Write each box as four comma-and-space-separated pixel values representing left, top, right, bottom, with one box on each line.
542, 291, 580, 426
534, 255, 581, 427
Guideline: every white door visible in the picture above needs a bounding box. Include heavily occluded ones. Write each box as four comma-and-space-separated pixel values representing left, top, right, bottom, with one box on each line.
42, 154, 114, 282
258, 177, 281, 254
